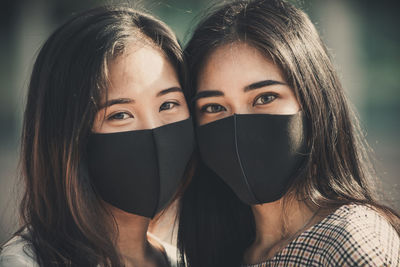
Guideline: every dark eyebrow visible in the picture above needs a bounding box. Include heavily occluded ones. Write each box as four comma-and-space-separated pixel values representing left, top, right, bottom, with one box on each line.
156, 87, 183, 97
100, 98, 134, 109
244, 80, 286, 92
192, 90, 224, 102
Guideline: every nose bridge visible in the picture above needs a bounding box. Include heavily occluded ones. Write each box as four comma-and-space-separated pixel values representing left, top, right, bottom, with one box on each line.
138, 108, 161, 130
231, 106, 249, 115
230, 96, 250, 115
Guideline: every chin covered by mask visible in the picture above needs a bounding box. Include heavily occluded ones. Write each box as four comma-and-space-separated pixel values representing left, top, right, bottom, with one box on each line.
197, 112, 308, 205
87, 118, 194, 218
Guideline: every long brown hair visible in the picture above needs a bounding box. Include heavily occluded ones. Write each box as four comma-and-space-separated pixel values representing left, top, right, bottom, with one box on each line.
178, 0, 400, 266
14, 5, 184, 266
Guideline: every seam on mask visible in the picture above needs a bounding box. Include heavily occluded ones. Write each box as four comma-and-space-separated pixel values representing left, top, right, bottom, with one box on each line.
233, 114, 260, 203
151, 130, 161, 218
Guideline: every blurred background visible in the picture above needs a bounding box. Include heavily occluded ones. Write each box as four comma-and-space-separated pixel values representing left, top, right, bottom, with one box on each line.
0, 0, 399, 243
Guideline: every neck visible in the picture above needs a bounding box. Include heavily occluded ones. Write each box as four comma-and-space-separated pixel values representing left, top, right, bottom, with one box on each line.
109, 205, 152, 261
253, 198, 315, 245
244, 196, 320, 263
107, 204, 168, 267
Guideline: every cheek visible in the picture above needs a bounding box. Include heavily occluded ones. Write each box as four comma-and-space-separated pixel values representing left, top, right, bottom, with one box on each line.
284, 92, 301, 113
91, 115, 119, 133
198, 117, 210, 126
268, 90, 301, 115
265, 98, 300, 115
195, 110, 205, 125
174, 98, 190, 118
287, 101, 301, 113
195, 110, 223, 126
92, 111, 106, 132
180, 97, 191, 118
161, 104, 190, 123
176, 105, 190, 119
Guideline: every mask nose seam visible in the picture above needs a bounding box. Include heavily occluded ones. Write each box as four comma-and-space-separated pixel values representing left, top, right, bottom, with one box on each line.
150, 129, 161, 218
233, 114, 260, 204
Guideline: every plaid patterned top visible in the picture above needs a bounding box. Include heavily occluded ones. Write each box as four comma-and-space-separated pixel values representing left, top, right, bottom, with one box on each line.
242, 204, 400, 267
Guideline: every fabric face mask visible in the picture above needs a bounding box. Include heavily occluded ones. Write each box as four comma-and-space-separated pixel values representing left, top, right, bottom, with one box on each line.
87, 117, 194, 218
196, 112, 307, 205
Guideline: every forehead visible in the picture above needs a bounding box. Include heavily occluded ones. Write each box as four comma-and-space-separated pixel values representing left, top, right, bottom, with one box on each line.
197, 42, 285, 91
106, 42, 179, 97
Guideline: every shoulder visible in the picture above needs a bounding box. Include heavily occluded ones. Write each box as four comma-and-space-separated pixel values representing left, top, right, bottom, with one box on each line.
160, 240, 178, 267
0, 235, 39, 267
314, 204, 400, 266
148, 232, 178, 267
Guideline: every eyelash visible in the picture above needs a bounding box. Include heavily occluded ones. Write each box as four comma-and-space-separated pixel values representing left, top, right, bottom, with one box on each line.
106, 100, 181, 122
198, 93, 278, 114
200, 103, 226, 114
108, 101, 180, 119
253, 92, 278, 106
107, 112, 133, 121
159, 101, 180, 112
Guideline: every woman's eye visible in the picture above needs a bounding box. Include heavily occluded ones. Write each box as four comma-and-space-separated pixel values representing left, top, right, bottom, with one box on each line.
200, 104, 227, 113
253, 94, 277, 106
160, 101, 179, 111
108, 112, 133, 121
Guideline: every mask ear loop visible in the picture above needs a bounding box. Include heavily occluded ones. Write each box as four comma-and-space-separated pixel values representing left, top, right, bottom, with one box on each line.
233, 114, 260, 204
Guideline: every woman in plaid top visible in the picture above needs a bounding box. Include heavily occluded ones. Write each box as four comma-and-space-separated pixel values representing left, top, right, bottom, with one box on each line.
177, 0, 400, 266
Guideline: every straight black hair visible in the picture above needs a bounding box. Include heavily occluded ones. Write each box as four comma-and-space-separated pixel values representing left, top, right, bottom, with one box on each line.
7, 5, 184, 266
178, 0, 400, 266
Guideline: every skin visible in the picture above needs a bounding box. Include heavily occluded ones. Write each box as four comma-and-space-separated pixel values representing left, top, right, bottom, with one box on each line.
195, 42, 325, 264
93, 42, 189, 133
92, 41, 189, 267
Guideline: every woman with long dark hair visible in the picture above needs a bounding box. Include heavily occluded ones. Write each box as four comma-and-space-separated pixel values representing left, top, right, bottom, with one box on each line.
178, 0, 400, 266
0, 6, 194, 267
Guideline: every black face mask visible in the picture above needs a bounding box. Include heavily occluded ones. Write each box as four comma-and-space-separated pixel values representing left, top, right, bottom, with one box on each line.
87, 118, 194, 218
197, 112, 307, 205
